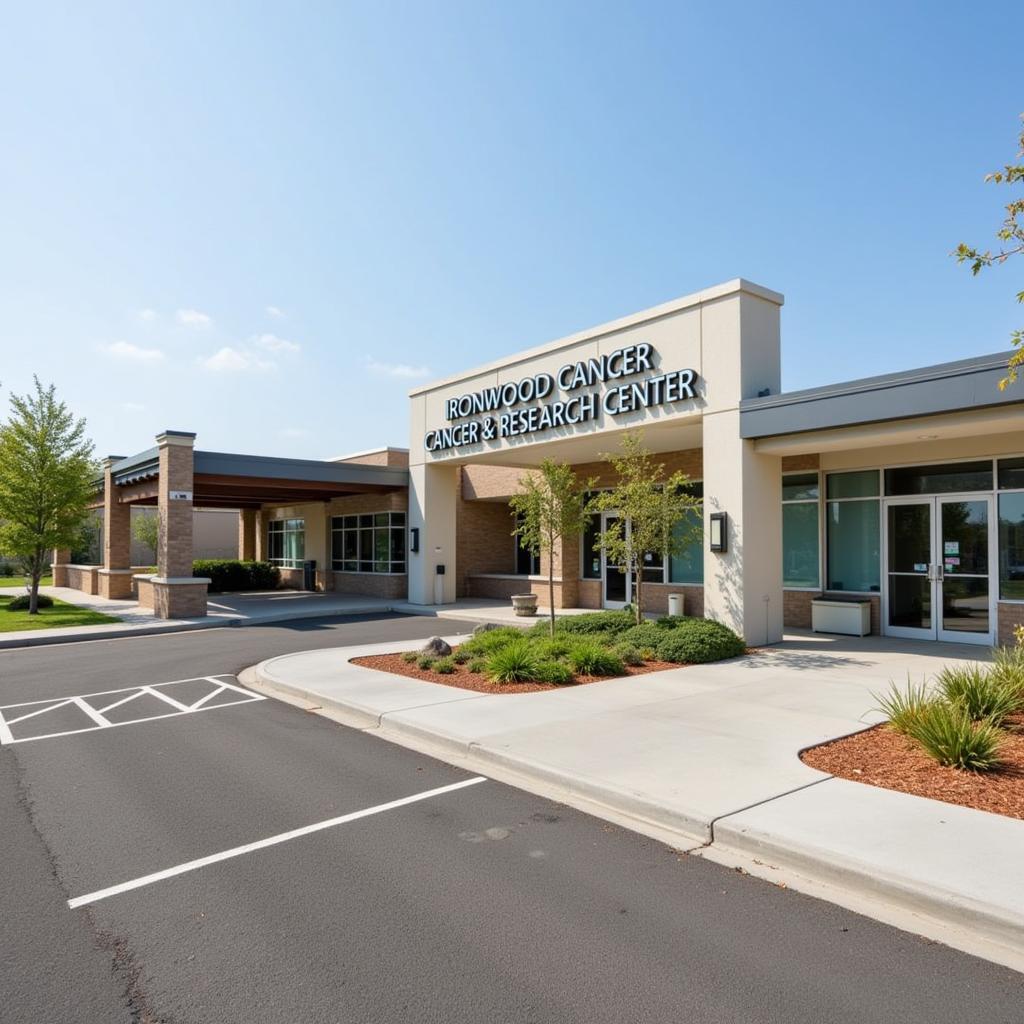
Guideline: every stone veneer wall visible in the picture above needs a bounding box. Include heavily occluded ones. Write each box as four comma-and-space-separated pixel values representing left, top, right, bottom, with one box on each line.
64, 565, 99, 595
331, 572, 408, 598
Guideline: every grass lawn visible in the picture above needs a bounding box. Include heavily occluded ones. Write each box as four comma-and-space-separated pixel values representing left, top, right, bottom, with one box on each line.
0, 575, 53, 588
0, 593, 119, 633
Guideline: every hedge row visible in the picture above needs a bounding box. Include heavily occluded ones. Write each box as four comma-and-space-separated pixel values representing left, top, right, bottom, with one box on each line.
192, 560, 280, 593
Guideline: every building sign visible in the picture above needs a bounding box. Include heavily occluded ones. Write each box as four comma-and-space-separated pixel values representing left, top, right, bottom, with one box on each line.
169, 490, 193, 501
424, 343, 700, 453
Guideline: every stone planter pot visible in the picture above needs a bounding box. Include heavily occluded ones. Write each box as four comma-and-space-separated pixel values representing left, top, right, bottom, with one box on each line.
511, 593, 538, 617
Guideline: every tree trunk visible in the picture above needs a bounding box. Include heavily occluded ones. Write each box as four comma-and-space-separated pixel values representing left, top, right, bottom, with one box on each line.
547, 524, 556, 637
633, 561, 642, 624
28, 547, 42, 615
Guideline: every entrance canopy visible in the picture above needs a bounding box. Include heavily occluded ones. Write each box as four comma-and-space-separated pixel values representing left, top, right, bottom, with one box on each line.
100, 449, 408, 508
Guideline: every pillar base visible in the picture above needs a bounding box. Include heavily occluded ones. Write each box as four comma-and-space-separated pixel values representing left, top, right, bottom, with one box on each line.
149, 577, 210, 619
98, 568, 135, 600
51, 563, 69, 588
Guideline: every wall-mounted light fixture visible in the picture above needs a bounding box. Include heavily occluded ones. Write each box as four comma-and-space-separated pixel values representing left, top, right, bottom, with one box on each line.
709, 512, 728, 553
410, 527, 420, 554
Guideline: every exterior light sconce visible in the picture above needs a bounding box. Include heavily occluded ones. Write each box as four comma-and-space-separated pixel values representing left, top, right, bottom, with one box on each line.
709, 512, 727, 553
410, 527, 420, 554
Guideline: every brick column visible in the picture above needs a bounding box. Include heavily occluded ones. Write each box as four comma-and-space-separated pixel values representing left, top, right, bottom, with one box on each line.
98, 455, 134, 599
150, 431, 209, 618
238, 509, 256, 561
51, 549, 72, 588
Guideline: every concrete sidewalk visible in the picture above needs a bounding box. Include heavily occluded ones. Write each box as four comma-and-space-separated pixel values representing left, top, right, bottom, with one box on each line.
248, 631, 1024, 973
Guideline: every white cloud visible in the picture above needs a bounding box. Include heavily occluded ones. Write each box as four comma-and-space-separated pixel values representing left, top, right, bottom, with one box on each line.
122, 401, 146, 413
199, 346, 275, 373
365, 358, 433, 379
279, 427, 309, 439
265, 305, 286, 319
102, 340, 166, 363
253, 332, 300, 354
137, 308, 158, 322
176, 308, 212, 328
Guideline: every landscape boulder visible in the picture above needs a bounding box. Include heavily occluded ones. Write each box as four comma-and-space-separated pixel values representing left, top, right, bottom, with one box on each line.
421, 636, 452, 657
472, 622, 501, 635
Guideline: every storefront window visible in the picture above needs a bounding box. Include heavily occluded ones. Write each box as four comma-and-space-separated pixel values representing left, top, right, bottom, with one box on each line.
669, 482, 703, 584
581, 506, 602, 579
267, 518, 305, 569
884, 460, 992, 496
331, 512, 406, 573
782, 473, 819, 589
826, 499, 881, 592
998, 491, 1024, 600
514, 514, 541, 575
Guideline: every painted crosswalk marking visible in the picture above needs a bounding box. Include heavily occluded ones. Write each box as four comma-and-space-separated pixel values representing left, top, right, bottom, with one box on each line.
0, 676, 265, 744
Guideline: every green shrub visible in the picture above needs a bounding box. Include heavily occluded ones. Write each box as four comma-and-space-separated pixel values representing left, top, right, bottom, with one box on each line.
621, 623, 664, 650
459, 627, 524, 656
656, 619, 745, 664
417, 655, 436, 671
486, 640, 541, 683
936, 663, 1022, 726
655, 615, 687, 629
991, 643, 1024, 696
531, 637, 573, 661
401, 651, 418, 664
550, 611, 636, 636
452, 649, 472, 664
433, 656, 456, 674
906, 701, 1004, 771
613, 643, 644, 667
6, 593, 54, 611
467, 658, 487, 674
874, 678, 932, 735
534, 660, 574, 685
566, 641, 625, 676
193, 559, 280, 593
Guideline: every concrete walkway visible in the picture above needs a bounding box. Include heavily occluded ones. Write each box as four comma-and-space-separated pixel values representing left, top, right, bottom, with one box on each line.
249, 630, 1024, 973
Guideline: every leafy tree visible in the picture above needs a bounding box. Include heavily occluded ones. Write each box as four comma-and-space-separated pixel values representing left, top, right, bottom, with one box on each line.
0, 378, 95, 613
587, 431, 701, 625
510, 458, 593, 636
954, 114, 1024, 389
132, 509, 159, 563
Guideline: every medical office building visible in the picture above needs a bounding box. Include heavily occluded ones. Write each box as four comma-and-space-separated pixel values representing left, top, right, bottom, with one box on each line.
63, 278, 1024, 648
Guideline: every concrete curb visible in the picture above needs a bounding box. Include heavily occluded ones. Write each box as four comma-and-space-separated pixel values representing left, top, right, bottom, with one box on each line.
250, 651, 1024, 974
0, 601, 406, 650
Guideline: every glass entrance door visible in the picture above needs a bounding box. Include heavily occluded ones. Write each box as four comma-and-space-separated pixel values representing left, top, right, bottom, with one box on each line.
937, 497, 992, 643
883, 495, 994, 644
601, 513, 630, 609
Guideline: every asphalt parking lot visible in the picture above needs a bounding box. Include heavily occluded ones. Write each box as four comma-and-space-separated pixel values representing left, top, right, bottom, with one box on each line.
2, 614, 1022, 1023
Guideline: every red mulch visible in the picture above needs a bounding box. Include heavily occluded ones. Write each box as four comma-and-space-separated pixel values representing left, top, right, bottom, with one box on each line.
351, 652, 683, 695
801, 714, 1024, 821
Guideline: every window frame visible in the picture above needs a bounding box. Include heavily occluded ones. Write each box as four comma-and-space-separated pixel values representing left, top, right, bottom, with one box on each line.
330, 511, 407, 575
824, 469, 882, 596
781, 471, 822, 591
266, 517, 306, 570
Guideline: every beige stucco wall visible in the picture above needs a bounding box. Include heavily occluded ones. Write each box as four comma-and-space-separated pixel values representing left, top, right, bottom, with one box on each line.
408, 279, 786, 642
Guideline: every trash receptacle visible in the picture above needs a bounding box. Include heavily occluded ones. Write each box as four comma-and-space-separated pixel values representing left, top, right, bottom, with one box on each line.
303, 559, 317, 591
667, 593, 684, 617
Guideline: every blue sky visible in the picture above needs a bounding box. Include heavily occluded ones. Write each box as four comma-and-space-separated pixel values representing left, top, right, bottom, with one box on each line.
1, 2, 1021, 460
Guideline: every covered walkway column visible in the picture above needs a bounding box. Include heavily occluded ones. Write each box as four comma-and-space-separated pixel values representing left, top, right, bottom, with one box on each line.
701, 286, 784, 645
238, 509, 256, 561
98, 455, 133, 599
151, 431, 209, 618
407, 462, 458, 605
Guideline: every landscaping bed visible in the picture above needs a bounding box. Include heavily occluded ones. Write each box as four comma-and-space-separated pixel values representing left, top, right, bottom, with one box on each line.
353, 611, 746, 694
803, 639, 1024, 820
802, 717, 1024, 820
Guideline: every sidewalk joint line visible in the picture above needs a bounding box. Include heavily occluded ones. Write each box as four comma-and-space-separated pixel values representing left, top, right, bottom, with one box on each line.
706, 776, 835, 845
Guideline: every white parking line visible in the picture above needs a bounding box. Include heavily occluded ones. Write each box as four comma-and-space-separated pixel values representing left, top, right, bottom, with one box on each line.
0, 676, 266, 744
68, 776, 488, 909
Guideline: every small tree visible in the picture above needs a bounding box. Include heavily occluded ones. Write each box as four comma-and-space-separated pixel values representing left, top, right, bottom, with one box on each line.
0, 378, 96, 613
954, 113, 1024, 389
509, 459, 593, 636
132, 510, 159, 564
587, 432, 701, 625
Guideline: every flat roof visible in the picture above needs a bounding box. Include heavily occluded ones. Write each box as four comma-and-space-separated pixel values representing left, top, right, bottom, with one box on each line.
408, 278, 784, 397
102, 448, 408, 508
739, 350, 1022, 439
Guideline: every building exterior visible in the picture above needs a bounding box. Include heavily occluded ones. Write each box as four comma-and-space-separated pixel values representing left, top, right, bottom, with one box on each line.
58, 278, 1024, 646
